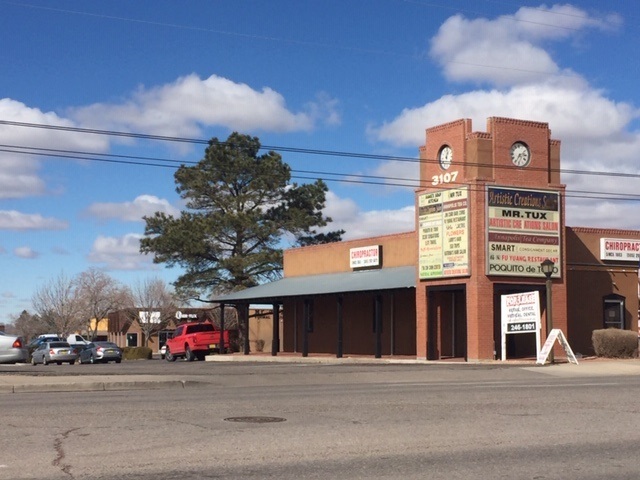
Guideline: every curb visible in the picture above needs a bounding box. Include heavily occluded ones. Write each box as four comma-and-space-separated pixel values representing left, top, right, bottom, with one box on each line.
1, 380, 195, 394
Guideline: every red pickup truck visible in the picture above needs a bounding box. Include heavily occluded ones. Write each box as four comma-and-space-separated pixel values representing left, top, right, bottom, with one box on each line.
164, 321, 230, 362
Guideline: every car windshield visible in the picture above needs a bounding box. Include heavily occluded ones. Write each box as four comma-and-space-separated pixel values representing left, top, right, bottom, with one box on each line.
50, 342, 70, 348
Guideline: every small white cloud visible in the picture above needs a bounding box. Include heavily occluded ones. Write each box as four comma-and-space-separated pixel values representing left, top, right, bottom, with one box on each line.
70, 74, 323, 137
322, 191, 415, 240
14, 246, 39, 259
371, 80, 637, 148
0, 210, 68, 231
85, 195, 180, 222
429, 6, 621, 86
0, 98, 110, 199
88, 233, 154, 271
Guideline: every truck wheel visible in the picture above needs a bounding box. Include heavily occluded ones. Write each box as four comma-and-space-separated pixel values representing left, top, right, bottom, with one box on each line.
165, 347, 176, 362
185, 346, 195, 362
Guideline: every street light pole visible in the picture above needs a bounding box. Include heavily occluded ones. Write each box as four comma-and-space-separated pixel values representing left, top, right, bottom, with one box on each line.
540, 259, 555, 364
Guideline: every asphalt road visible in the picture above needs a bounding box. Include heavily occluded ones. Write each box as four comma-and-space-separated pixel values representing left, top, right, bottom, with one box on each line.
2, 361, 640, 479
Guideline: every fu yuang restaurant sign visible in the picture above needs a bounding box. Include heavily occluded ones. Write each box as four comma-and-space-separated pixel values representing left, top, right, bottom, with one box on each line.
350, 245, 381, 269
487, 186, 561, 278
600, 238, 640, 261
418, 186, 470, 279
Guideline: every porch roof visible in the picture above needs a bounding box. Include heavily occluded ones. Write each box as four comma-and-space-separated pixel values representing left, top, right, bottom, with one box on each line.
211, 266, 416, 305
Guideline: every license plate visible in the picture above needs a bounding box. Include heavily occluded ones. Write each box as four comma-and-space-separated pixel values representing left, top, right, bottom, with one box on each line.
106, 349, 114, 353
209, 344, 216, 349
59, 350, 68, 354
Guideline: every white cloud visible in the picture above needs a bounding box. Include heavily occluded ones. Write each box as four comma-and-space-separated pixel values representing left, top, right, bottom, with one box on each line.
85, 195, 180, 222
429, 6, 621, 86
0, 98, 110, 199
88, 233, 154, 270
0, 210, 68, 231
14, 246, 39, 259
70, 74, 337, 137
372, 80, 637, 148
322, 191, 415, 240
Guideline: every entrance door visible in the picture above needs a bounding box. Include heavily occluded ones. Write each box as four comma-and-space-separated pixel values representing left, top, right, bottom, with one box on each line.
427, 288, 466, 360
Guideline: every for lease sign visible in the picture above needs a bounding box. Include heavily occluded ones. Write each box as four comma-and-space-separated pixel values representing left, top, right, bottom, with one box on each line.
501, 291, 540, 334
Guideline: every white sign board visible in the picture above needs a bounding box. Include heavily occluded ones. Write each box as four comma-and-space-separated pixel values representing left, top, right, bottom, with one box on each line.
500, 291, 541, 361
139, 311, 161, 324
600, 238, 640, 261
350, 245, 381, 269
537, 329, 578, 365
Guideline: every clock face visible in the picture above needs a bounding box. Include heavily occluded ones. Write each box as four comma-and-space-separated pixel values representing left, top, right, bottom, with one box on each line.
510, 142, 530, 167
438, 145, 453, 170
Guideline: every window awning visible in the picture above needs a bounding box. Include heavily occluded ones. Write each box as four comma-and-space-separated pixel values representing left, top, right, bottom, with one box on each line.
211, 266, 416, 304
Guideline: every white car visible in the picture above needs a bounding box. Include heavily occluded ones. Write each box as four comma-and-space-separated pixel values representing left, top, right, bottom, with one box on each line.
0, 332, 28, 364
159, 344, 167, 360
67, 334, 90, 346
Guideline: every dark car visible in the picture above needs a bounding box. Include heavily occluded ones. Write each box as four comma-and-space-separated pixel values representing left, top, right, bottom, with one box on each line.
31, 341, 77, 365
79, 342, 122, 364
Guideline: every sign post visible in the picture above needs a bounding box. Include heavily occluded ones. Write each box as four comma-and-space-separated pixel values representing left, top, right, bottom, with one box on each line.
500, 291, 541, 361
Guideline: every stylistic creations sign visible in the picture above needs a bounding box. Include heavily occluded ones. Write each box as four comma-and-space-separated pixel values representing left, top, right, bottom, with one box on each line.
486, 186, 561, 278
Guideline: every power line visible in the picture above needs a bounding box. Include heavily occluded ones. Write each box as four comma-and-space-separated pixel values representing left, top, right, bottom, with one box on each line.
3, 124, 640, 203
2, 0, 603, 79
2, 119, 640, 182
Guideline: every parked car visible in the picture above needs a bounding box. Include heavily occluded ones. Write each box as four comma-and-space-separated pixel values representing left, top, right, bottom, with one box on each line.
27, 335, 63, 360
78, 342, 122, 364
0, 332, 28, 364
31, 341, 77, 365
67, 334, 91, 347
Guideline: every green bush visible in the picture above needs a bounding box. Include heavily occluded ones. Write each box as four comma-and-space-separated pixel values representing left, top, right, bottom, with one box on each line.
592, 329, 638, 358
122, 346, 153, 360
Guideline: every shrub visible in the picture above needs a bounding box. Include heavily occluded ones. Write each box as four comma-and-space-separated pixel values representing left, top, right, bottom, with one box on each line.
122, 346, 153, 360
592, 329, 638, 358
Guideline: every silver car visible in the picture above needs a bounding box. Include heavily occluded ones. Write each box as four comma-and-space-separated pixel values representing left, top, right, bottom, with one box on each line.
0, 332, 28, 364
79, 342, 122, 364
31, 341, 78, 365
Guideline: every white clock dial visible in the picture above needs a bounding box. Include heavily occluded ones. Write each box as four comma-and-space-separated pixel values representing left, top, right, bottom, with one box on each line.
510, 142, 530, 167
438, 146, 453, 170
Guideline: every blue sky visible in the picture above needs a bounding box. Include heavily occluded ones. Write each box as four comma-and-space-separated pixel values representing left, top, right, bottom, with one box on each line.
1, 0, 639, 324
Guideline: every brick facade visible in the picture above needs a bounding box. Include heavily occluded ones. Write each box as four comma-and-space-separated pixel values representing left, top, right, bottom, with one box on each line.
271, 117, 639, 360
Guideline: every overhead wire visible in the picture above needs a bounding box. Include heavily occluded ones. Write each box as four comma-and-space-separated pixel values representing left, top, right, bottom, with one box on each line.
2, 121, 640, 203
